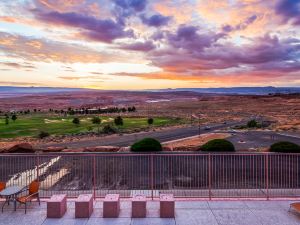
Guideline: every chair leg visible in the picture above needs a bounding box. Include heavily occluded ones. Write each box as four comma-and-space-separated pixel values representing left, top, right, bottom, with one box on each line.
38, 195, 40, 205
25, 203, 27, 214
2, 197, 9, 212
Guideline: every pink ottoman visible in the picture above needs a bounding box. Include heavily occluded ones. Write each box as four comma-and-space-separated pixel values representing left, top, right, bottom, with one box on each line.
75, 194, 93, 218
132, 195, 146, 218
160, 194, 175, 218
47, 194, 67, 218
103, 194, 120, 218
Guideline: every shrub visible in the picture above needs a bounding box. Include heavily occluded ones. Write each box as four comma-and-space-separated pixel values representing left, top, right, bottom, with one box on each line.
114, 116, 123, 126
11, 114, 17, 122
270, 141, 300, 153
72, 117, 80, 125
247, 119, 258, 128
5, 117, 9, 125
102, 124, 117, 134
147, 118, 154, 125
91, 117, 101, 124
131, 138, 162, 152
38, 131, 50, 139
200, 139, 235, 152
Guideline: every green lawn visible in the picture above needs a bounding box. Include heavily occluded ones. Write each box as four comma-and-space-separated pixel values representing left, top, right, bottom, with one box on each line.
0, 114, 181, 139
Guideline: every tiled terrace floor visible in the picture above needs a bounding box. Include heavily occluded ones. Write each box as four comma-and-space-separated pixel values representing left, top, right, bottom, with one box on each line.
1, 200, 300, 225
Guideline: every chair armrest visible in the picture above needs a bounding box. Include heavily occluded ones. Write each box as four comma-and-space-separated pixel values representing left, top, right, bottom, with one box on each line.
24, 192, 39, 201
18, 187, 29, 194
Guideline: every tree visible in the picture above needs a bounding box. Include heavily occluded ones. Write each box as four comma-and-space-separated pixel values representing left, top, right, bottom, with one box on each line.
147, 118, 154, 126
102, 124, 117, 134
5, 116, 9, 125
131, 138, 162, 152
247, 119, 258, 128
270, 141, 300, 153
121, 108, 126, 113
91, 117, 101, 124
72, 117, 80, 125
114, 116, 123, 126
91, 117, 101, 133
38, 131, 50, 139
200, 139, 235, 152
11, 114, 17, 122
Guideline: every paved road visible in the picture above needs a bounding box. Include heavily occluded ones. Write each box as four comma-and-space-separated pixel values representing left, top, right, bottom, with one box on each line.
226, 130, 300, 150
38, 120, 300, 150
38, 121, 243, 149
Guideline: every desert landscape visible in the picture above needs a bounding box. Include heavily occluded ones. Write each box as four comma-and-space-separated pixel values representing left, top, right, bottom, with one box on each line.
1, 89, 300, 152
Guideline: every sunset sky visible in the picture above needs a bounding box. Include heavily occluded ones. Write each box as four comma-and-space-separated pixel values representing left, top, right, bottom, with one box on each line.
0, 0, 300, 90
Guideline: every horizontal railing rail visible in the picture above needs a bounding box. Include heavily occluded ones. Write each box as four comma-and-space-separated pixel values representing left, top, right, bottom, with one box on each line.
0, 152, 299, 199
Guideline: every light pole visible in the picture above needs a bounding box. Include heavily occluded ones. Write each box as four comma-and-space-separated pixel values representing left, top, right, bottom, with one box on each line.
198, 115, 201, 136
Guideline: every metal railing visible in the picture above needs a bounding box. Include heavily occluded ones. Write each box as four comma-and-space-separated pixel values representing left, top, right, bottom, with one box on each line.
0, 153, 299, 199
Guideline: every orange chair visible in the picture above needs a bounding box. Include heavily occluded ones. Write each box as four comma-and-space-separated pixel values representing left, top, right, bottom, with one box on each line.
17, 181, 40, 213
0, 182, 6, 192
290, 202, 300, 214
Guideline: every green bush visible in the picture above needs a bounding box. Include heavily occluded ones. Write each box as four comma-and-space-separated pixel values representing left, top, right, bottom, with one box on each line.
102, 124, 117, 134
114, 116, 123, 126
11, 114, 17, 122
131, 138, 162, 152
247, 119, 258, 128
72, 117, 80, 125
147, 118, 154, 125
91, 117, 101, 124
38, 131, 50, 139
200, 139, 235, 152
270, 141, 300, 153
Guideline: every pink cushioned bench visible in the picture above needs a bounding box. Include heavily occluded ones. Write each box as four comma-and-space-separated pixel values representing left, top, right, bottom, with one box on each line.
132, 195, 146, 218
47, 194, 67, 218
75, 194, 93, 218
103, 194, 120, 218
160, 194, 175, 218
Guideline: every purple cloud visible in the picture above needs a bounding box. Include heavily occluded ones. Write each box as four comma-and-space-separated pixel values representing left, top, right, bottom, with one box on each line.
119, 40, 155, 51
140, 14, 171, 27
113, 0, 148, 24
167, 25, 224, 52
114, 0, 147, 12
276, 0, 300, 25
147, 32, 300, 79
36, 11, 133, 43
222, 15, 257, 32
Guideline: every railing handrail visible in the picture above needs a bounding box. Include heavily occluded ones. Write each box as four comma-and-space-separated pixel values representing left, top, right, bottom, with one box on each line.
1, 152, 300, 157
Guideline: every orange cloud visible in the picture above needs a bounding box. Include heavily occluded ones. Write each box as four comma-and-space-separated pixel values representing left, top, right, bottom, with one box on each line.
0, 32, 114, 63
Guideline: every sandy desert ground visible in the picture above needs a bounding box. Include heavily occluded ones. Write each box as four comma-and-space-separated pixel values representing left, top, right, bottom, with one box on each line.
0, 91, 300, 149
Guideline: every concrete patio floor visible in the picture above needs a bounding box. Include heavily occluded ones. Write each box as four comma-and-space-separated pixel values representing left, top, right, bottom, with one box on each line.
1, 200, 300, 225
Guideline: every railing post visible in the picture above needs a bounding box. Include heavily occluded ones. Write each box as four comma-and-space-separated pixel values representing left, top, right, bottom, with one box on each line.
208, 153, 212, 200
151, 154, 154, 200
36, 152, 40, 183
93, 155, 96, 200
265, 154, 269, 200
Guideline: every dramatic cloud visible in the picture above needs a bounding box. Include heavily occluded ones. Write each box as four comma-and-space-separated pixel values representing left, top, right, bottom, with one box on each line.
140, 14, 171, 27
58, 75, 105, 81
35, 11, 133, 43
118, 41, 155, 51
166, 25, 224, 52
113, 0, 147, 24
0, 32, 110, 63
0, 62, 36, 70
114, 0, 147, 12
0, 0, 299, 88
222, 15, 258, 32
276, 0, 300, 25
